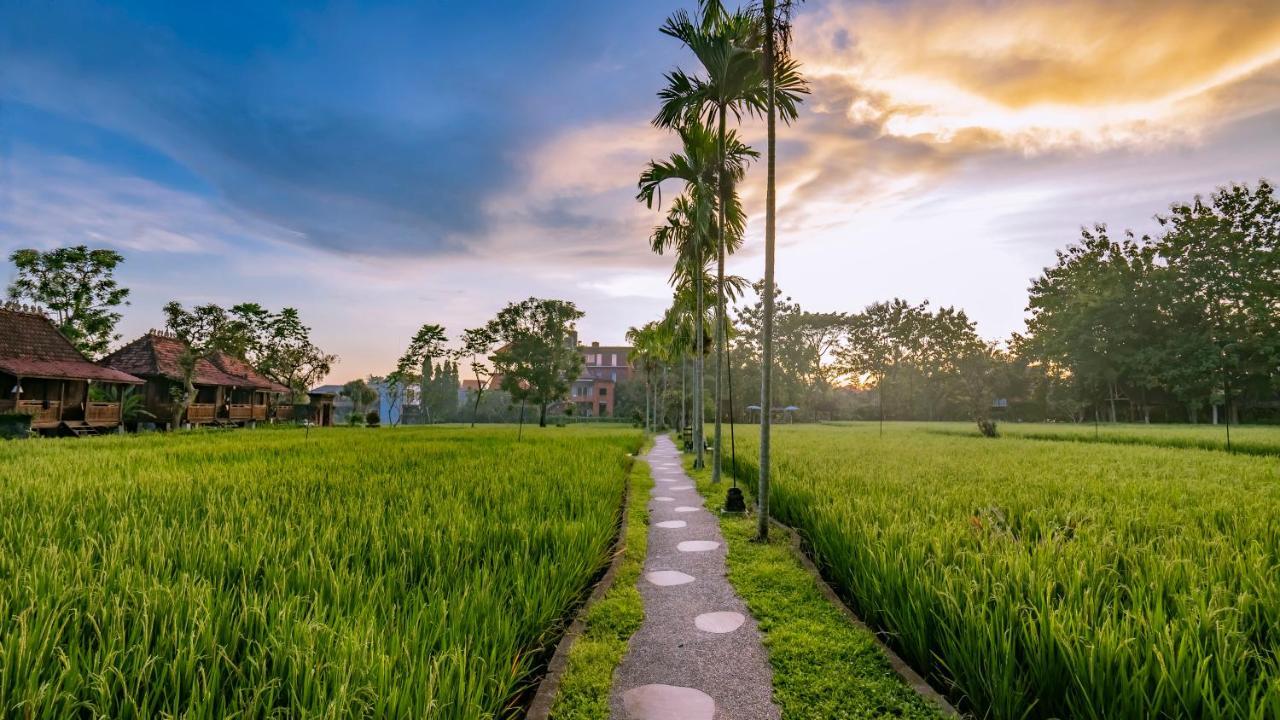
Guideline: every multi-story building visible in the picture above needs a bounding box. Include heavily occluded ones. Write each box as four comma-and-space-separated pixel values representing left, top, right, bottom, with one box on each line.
570, 340, 633, 417
483, 336, 633, 418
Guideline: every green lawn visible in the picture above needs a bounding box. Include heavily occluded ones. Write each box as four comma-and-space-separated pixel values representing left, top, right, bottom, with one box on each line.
717, 423, 1280, 719
0, 425, 641, 719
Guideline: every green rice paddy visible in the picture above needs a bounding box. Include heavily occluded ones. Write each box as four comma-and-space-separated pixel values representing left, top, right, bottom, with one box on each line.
0, 425, 641, 719
724, 422, 1280, 719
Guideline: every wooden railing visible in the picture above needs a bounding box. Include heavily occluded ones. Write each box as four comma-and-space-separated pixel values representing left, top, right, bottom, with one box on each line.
252, 405, 268, 422
227, 404, 253, 421
186, 403, 216, 423
85, 402, 121, 424
1, 400, 63, 426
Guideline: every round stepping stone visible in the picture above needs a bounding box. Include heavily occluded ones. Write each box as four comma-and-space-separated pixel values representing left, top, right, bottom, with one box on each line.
657, 478, 678, 483
670, 485, 693, 490
644, 570, 695, 586
694, 611, 745, 634
654, 520, 687, 529
674, 506, 700, 513
653, 496, 675, 502
623, 684, 715, 720
677, 540, 720, 552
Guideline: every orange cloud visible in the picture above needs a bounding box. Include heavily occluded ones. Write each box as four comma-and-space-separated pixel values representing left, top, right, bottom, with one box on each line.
797, 0, 1280, 150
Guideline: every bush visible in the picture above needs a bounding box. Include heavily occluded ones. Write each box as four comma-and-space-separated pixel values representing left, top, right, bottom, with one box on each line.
365, 410, 381, 427
0, 412, 33, 440
977, 418, 999, 437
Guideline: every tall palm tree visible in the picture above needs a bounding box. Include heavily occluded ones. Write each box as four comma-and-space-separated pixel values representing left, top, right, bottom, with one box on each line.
626, 322, 666, 431
639, 121, 754, 468
655, 2, 803, 485
757, 0, 808, 539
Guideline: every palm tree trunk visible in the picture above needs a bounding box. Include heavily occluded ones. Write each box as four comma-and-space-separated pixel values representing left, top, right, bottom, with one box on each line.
757, 0, 777, 541
681, 352, 687, 434
694, 264, 706, 469
712, 105, 727, 484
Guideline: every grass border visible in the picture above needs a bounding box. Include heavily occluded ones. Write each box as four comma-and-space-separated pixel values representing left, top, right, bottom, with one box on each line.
532, 442, 654, 719
681, 444, 958, 720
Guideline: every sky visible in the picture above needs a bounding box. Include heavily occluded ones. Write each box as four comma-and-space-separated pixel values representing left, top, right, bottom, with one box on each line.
2, 0, 1278, 382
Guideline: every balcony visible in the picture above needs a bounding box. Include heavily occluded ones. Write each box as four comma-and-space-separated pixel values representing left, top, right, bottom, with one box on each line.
227, 404, 253, 422
85, 402, 122, 425
186, 403, 217, 424
0, 399, 62, 427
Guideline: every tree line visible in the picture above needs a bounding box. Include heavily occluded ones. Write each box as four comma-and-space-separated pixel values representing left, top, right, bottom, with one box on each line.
631, 179, 1279, 430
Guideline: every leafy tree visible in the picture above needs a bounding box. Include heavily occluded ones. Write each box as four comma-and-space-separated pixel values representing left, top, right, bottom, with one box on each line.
162, 302, 247, 427
340, 379, 377, 417
1156, 180, 1279, 423
459, 326, 496, 427
488, 298, 585, 428
229, 304, 335, 400
7, 245, 130, 358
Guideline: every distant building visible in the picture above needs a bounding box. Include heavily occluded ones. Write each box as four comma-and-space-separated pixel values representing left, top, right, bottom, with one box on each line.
570, 340, 633, 417
482, 334, 633, 418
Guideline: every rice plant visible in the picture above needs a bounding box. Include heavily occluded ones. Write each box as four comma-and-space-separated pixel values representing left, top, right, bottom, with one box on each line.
725, 423, 1280, 719
0, 425, 641, 719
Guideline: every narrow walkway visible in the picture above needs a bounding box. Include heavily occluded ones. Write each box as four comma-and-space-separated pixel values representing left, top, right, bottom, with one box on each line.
610, 435, 780, 720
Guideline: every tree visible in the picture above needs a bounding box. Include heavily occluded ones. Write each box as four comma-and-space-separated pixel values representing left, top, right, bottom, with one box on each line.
640, 122, 754, 470
230, 304, 335, 400
1156, 180, 1279, 424
7, 245, 131, 358
756, 0, 809, 537
340, 379, 377, 417
386, 324, 448, 424
459, 326, 497, 427
488, 298, 585, 428
655, 3, 771, 485
162, 302, 246, 427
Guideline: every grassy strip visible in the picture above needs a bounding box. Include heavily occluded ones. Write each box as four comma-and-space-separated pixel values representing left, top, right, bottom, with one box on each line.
683, 456, 943, 720
548, 449, 654, 718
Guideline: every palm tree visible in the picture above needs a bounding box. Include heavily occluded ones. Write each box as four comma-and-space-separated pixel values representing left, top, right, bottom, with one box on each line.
626, 322, 666, 431
757, 0, 808, 539
655, 2, 803, 485
639, 121, 753, 468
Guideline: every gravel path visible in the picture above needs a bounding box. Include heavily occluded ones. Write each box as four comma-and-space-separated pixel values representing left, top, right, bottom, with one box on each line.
610, 435, 780, 720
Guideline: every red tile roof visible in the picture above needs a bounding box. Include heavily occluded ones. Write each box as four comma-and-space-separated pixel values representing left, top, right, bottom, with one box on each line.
207, 351, 291, 393
102, 331, 285, 391
0, 304, 143, 384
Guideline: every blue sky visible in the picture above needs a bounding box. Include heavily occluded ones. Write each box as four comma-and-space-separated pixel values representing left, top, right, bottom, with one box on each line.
3, 0, 1279, 379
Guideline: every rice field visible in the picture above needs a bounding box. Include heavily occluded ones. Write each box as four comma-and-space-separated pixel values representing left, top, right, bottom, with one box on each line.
724, 423, 1280, 719
0, 425, 641, 719
917, 420, 1280, 457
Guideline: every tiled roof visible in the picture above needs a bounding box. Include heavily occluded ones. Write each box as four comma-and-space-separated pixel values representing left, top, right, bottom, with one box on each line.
0, 304, 143, 384
101, 331, 282, 390
207, 351, 291, 393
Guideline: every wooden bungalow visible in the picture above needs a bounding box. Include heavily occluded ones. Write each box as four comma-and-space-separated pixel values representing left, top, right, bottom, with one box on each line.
101, 330, 291, 428
0, 303, 144, 435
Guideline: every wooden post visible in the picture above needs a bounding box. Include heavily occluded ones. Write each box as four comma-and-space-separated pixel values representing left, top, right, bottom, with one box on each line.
58, 380, 65, 425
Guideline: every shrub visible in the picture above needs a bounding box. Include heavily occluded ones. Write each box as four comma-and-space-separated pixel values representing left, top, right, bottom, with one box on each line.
365, 410, 381, 427
0, 412, 33, 440
976, 418, 999, 437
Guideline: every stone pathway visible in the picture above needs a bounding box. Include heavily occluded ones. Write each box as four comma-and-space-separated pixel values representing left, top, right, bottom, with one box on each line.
610, 435, 780, 720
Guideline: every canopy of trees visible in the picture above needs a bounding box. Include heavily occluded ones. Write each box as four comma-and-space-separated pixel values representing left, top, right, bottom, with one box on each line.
488, 298, 585, 427
7, 245, 130, 358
